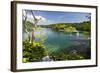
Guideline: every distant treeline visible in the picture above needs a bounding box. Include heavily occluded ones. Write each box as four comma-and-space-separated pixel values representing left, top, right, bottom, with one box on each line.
40, 21, 91, 31
23, 20, 91, 32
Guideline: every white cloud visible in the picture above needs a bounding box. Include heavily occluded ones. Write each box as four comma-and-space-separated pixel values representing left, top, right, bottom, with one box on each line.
22, 11, 46, 25
36, 16, 46, 21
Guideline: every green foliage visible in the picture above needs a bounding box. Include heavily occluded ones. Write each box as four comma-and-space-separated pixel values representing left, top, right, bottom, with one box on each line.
23, 40, 47, 62
23, 20, 91, 34
40, 21, 91, 32
50, 52, 68, 61
75, 21, 91, 31
49, 51, 85, 61
22, 58, 29, 63
66, 53, 84, 60
49, 24, 77, 32
64, 26, 77, 32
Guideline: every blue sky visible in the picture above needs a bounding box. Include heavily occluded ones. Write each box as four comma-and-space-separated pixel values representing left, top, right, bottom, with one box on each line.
25, 10, 90, 25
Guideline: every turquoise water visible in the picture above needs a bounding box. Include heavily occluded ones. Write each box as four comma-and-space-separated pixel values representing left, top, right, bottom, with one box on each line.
23, 28, 90, 55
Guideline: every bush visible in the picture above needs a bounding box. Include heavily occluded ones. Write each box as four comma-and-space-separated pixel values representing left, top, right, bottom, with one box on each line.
49, 51, 85, 61
49, 52, 68, 61
66, 54, 84, 60
23, 40, 47, 62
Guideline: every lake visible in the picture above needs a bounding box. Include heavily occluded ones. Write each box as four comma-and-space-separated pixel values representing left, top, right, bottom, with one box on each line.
23, 28, 91, 59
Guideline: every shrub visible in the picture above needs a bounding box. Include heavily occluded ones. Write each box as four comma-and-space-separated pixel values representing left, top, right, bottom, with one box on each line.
23, 40, 47, 62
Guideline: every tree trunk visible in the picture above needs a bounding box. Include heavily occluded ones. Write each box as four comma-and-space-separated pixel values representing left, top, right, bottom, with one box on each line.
31, 29, 35, 42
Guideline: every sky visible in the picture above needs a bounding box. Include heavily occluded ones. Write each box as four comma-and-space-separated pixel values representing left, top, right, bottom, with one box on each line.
23, 10, 91, 25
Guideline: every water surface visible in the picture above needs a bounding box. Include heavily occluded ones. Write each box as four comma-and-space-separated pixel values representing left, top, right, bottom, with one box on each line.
23, 28, 90, 56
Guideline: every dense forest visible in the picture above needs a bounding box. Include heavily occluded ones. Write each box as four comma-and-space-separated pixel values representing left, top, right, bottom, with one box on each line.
23, 21, 91, 33
40, 21, 91, 32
